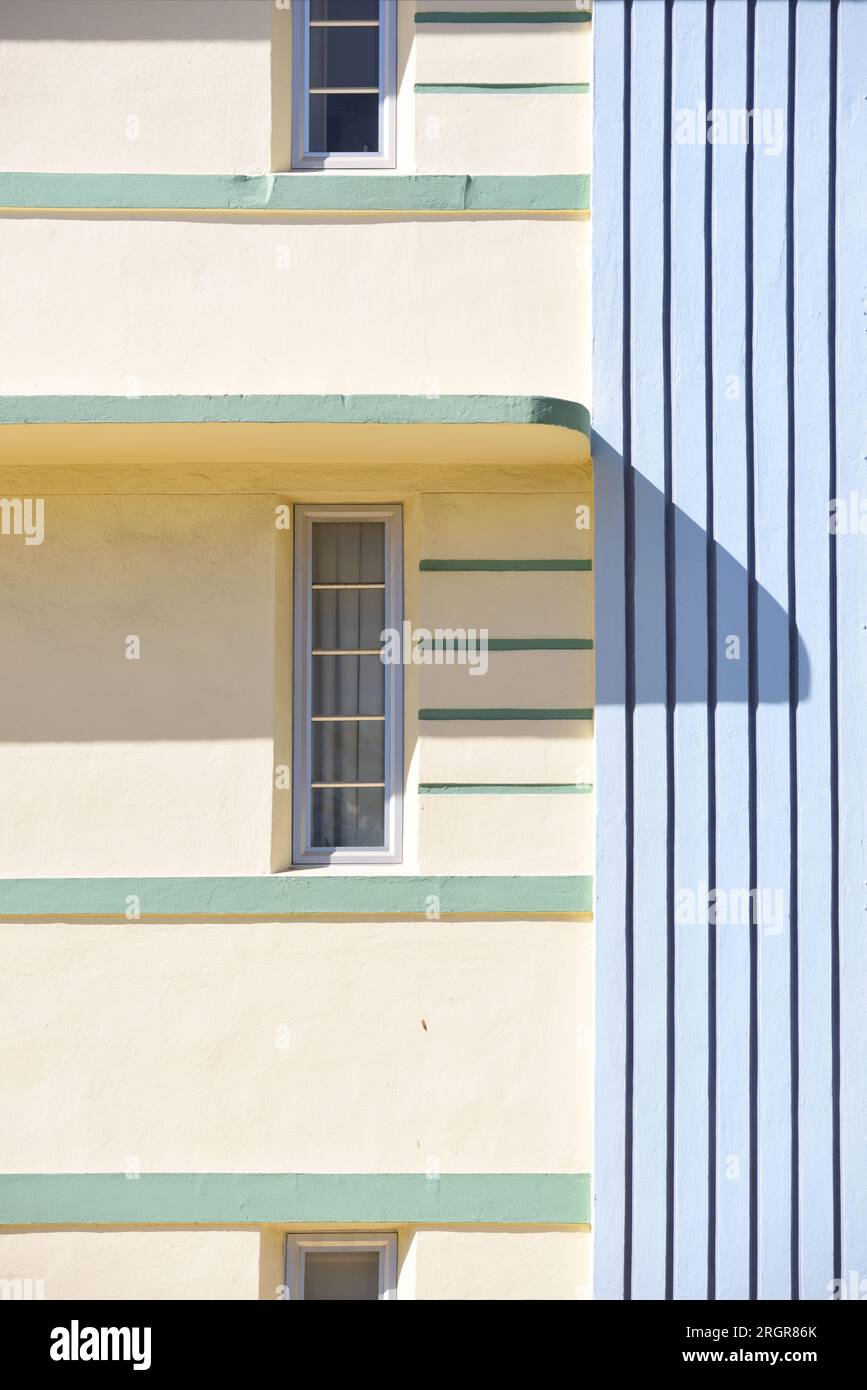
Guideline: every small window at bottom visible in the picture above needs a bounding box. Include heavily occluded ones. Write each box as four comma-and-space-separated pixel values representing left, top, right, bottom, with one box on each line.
285, 1234, 397, 1300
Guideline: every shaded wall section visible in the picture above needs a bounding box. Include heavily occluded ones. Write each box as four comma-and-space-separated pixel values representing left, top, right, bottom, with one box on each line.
593, 0, 866, 1299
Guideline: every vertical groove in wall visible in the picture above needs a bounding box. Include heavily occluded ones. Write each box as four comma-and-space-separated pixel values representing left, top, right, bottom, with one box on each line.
827, 0, 841, 1288
744, 0, 759, 1304
785, 0, 800, 1304
703, 0, 718, 1305
622, 0, 635, 1303
595, 0, 852, 1301
662, 0, 676, 1304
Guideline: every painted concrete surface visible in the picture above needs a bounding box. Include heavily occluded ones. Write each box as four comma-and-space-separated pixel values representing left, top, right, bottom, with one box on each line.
0, 920, 592, 1175
593, 0, 866, 1300
0, 0, 596, 1300
0, 1225, 592, 1301
0, 474, 594, 878
0, 218, 590, 402
0, 1229, 262, 1301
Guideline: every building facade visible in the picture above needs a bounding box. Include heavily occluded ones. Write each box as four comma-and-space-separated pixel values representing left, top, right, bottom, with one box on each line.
0, 0, 594, 1300
2, 0, 863, 1304
594, 0, 865, 1302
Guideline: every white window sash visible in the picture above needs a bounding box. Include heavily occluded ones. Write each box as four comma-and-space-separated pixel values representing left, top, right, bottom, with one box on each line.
292, 503, 403, 865
291, 0, 397, 170
285, 1233, 398, 1301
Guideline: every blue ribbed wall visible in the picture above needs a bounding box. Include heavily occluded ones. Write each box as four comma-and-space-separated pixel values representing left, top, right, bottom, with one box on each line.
593, 0, 865, 1299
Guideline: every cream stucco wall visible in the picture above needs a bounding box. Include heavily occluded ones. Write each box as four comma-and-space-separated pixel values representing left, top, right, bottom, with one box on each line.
414, 6, 592, 87
409, 1227, 592, 1301
0, 1225, 591, 1300
0, 468, 593, 877
0, 0, 590, 179
0, 217, 590, 404
0, 492, 276, 876
0, 920, 592, 1175
414, 91, 591, 176
0, 0, 273, 175
0, 1229, 262, 1301
0, 0, 595, 1301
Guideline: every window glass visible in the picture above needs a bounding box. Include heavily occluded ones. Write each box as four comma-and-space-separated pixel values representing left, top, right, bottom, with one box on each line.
293, 0, 395, 166
303, 1250, 381, 1301
294, 507, 401, 862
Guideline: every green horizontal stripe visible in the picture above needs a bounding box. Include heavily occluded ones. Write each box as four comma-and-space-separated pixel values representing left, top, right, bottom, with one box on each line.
0, 1173, 590, 1227
0, 173, 590, 213
0, 393, 590, 436
419, 637, 592, 651
416, 10, 592, 23
419, 783, 593, 795
415, 82, 589, 94
419, 558, 592, 571
419, 708, 593, 721
0, 875, 591, 916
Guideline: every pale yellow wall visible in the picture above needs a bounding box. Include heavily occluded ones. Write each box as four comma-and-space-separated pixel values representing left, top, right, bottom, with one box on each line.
419, 571, 594, 637
0, 218, 590, 404
415, 5, 592, 87
0, 493, 275, 877
410, 1228, 592, 1301
420, 490, 593, 561
0, 471, 594, 877
0, 0, 590, 179
415, 91, 591, 176
418, 795, 594, 875
0, 1225, 591, 1300
0, 0, 273, 174
418, 725, 595, 787
0, 1229, 261, 1301
0, 920, 593, 1175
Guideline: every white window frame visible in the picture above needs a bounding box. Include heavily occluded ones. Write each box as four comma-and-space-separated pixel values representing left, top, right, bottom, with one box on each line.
284, 1233, 397, 1300
291, 0, 397, 170
293, 503, 403, 866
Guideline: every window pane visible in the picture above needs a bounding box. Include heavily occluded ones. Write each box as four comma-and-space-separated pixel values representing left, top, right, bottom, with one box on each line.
308, 93, 380, 154
303, 1250, 380, 1301
313, 655, 384, 717
309, 25, 379, 89
311, 788, 385, 847
312, 718, 384, 783
310, 0, 379, 20
312, 522, 385, 584
313, 588, 385, 651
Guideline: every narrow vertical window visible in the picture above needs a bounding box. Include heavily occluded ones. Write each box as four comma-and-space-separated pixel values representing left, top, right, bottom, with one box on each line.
292, 0, 397, 169
285, 1234, 397, 1300
293, 504, 403, 864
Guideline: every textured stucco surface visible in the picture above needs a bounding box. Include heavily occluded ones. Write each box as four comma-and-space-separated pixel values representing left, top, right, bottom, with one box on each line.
0, 1224, 591, 1300
0, 0, 272, 174
0, 920, 593, 1174
0, 218, 590, 403
0, 1228, 262, 1301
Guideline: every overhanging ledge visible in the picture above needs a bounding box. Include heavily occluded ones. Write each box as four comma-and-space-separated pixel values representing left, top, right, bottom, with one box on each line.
0, 393, 589, 431
0, 394, 591, 469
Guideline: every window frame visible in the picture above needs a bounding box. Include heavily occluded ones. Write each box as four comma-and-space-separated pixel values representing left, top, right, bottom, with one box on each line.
291, 0, 398, 170
292, 502, 403, 866
284, 1232, 398, 1301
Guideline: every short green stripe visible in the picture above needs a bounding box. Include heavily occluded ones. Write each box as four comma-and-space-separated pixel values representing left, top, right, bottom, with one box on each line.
419, 708, 593, 721
0, 393, 590, 436
419, 558, 592, 571
0, 173, 589, 213
419, 783, 593, 795
419, 637, 592, 650
416, 10, 592, 23
415, 82, 589, 94
0, 1173, 591, 1226
0, 875, 591, 916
